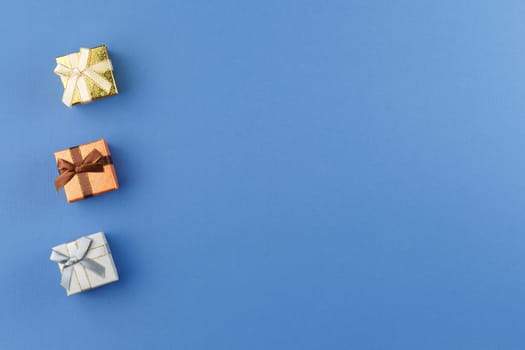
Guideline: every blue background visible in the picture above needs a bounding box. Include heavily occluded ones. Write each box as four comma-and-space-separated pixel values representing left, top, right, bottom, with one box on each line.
0, 1, 524, 349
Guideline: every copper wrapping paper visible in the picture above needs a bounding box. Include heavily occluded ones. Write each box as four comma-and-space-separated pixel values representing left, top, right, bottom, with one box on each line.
54, 139, 119, 203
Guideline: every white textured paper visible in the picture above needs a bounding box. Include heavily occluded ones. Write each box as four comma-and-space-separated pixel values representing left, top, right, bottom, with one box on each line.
52, 232, 119, 296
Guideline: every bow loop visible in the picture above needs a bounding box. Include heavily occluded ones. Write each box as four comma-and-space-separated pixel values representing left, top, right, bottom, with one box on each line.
50, 250, 69, 264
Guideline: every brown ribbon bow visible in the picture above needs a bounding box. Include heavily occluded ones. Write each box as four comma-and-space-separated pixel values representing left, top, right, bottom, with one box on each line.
54, 149, 106, 191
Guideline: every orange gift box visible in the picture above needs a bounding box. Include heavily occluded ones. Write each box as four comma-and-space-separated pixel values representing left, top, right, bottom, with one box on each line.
54, 139, 119, 203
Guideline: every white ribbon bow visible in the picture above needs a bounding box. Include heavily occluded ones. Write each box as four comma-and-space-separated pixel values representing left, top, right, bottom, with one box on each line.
54, 48, 113, 107
50, 236, 106, 291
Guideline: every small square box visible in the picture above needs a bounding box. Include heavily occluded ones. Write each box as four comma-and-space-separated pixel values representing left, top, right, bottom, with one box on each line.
50, 232, 119, 296
54, 139, 119, 203
54, 45, 118, 107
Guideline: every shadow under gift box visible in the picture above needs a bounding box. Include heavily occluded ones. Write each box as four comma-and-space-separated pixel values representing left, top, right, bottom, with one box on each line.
54, 139, 119, 203
51, 232, 119, 296
55, 45, 118, 106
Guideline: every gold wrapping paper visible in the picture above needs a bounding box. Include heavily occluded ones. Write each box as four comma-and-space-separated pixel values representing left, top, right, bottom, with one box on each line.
55, 45, 118, 106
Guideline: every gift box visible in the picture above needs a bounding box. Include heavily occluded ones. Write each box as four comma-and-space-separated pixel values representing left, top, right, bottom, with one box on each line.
50, 232, 119, 296
54, 45, 118, 107
54, 139, 119, 203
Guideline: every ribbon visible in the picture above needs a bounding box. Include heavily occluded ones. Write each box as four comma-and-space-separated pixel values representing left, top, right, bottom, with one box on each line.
50, 237, 106, 291
54, 148, 107, 192
54, 48, 113, 107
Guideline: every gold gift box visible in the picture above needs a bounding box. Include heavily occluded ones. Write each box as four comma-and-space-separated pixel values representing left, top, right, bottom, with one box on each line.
54, 139, 119, 203
55, 45, 118, 106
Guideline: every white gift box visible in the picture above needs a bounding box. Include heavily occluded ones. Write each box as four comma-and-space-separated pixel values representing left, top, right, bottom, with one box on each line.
50, 232, 119, 296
